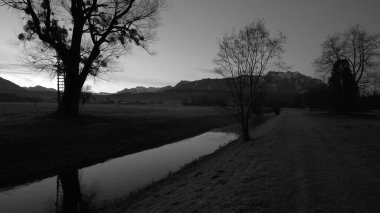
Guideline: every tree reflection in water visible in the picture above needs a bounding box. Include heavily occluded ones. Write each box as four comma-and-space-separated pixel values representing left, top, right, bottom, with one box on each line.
55, 170, 92, 213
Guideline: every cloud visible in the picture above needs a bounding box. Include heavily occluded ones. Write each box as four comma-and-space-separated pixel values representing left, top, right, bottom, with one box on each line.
0, 61, 31, 74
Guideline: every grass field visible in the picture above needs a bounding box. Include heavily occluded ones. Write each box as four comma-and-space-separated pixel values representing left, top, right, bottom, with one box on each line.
0, 102, 234, 188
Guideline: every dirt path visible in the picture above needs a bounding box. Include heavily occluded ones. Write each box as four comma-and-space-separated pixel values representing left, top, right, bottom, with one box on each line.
114, 109, 380, 213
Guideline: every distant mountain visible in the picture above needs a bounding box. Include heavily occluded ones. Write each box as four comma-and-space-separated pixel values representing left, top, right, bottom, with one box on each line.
117, 86, 165, 94
1, 71, 324, 106
95, 92, 113, 96
116, 77, 229, 94
169, 71, 323, 94
24, 85, 57, 92
114, 71, 323, 95
173, 78, 228, 91
159, 85, 173, 91
0, 77, 27, 94
264, 71, 323, 94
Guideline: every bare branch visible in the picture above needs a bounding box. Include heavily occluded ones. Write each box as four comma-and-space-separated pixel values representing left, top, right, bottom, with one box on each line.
315, 24, 380, 94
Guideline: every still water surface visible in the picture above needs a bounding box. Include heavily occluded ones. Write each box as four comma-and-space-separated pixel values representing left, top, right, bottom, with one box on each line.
0, 131, 237, 213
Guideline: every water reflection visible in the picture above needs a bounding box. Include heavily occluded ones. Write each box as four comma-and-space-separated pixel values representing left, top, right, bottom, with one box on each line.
1, 131, 238, 213
56, 170, 86, 213
54, 170, 101, 213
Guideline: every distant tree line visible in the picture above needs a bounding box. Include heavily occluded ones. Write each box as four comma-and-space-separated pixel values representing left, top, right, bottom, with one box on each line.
0, 93, 43, 103
182, 95, 228, 107
306, 83, 380, 112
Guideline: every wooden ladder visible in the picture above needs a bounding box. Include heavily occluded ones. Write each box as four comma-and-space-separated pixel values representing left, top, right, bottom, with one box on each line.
57, 71, 65, 108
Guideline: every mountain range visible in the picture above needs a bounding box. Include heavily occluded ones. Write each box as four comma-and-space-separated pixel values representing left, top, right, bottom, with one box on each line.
23, 85, 57, 92
0, 71, 324, 105
0, 77, 27, 94
115, 71, 323, 94
117, 86, 167, 94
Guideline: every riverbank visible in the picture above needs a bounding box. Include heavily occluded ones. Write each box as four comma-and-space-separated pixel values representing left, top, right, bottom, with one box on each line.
0, 103, 233, 188
110, 109, 380, 213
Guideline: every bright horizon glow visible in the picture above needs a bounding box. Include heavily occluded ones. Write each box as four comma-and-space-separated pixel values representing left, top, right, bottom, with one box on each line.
0, 0, 379, 93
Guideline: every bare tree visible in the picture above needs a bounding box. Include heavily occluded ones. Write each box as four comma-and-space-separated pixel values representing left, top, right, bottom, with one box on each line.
80, 85, 92, 105
0, 0, 166, 116
214, 20, 286, 141
314, 24, 380, 94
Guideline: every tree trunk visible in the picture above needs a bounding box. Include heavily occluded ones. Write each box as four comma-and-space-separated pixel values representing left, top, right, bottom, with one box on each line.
57, 66, 85, 116
59, 82, 82, 116
242, 125, 250, 141
59, 170, 81, 213
242, 116, 251, 141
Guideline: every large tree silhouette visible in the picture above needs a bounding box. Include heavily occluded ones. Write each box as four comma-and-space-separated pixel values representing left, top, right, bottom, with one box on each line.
214, 20, 286, 141
315, 24, 380, 94
0, 0, 166, 116
328, 59, 358, 113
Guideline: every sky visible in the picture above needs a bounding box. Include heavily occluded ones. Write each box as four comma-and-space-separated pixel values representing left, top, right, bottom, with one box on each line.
0, 0, 379, 93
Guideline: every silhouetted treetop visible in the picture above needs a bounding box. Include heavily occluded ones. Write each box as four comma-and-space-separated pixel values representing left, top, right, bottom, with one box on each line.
0, 0, 166, 115
2, 0, 165, 75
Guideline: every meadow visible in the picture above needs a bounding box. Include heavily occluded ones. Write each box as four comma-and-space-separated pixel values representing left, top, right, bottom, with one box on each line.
0, 102, 233, 188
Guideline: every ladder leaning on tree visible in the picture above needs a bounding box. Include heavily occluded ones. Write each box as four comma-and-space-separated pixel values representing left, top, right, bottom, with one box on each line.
57, 71, 65, 108
56, 59, 65, 109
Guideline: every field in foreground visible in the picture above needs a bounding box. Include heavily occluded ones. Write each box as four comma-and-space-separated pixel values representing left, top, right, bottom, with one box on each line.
0, 103, 233, 188
113, 109, 380, 213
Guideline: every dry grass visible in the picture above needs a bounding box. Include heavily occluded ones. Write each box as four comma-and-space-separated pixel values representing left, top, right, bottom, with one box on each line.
112, 109, 380, 213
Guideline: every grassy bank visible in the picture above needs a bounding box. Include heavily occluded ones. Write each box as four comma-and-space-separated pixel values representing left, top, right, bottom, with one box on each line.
0, 103, 233, 188
111, 109, 380, 213
98, 114, 271, 212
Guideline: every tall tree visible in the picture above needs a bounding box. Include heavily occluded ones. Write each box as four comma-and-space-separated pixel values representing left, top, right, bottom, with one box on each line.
314, 24, 380, 93
0, 0, 166, 116
214, 20, 286, 141
328, 59, 358, 113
